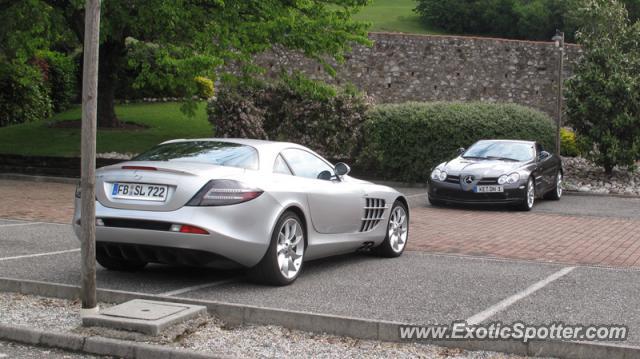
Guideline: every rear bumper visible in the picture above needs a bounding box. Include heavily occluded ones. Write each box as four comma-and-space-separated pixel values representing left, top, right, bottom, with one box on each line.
428, 181, 526, 205
73, 194, 283, 268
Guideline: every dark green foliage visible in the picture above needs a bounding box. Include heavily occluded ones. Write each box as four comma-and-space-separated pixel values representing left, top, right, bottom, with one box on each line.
565, 0, 640, 173
414, 0, 639, 41
11, 0, 371, 127
0, 62, 52, 127
359, 102, 555, 183
37, 50, 78, 112
208, 74, 370, 159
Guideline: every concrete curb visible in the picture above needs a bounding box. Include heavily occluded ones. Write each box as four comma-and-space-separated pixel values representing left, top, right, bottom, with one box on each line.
0, 323, 222, 359
1, 277, 639, 359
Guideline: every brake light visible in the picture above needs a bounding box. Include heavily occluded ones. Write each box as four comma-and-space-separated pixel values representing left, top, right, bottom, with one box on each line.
187, 180, 263, 206
169, 224, 209, 235
121, 166, 157, 171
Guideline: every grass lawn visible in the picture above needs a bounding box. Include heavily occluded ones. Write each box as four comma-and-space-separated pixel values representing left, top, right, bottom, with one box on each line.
0, 102, 212, 157
353, 0, 443, 35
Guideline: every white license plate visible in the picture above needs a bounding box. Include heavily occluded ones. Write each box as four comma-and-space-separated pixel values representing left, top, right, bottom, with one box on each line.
111, 183, 168, 202
475, 185, 504, 193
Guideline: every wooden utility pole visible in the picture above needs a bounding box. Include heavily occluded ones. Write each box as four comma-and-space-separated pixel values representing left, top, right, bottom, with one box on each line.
552, 30, 565, 156
80, 0, 101, 314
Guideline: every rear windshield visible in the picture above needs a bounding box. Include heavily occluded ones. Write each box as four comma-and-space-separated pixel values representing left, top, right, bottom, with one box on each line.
134, 141, 259, 170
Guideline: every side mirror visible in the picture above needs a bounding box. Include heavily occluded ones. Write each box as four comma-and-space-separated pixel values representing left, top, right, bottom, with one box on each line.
457, 148, 466, 155
334, 162, 351, 176
538, 151, 551, 161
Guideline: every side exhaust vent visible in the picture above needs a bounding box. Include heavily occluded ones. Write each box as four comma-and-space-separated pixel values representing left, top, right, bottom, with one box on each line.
359, 198, 387, 232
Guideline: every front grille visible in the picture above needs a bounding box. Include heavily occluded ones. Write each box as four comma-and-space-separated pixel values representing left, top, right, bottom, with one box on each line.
360, 198, 387, 232
445, 175, 498, 185
477, 177, 499, 185
434, 188, 511, 201
445, 175, 460, 184
101, 218, 172, 231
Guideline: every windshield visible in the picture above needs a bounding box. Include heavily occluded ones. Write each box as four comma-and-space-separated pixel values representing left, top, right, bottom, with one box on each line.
463, 141, 534, 162
134, 141, 259, 170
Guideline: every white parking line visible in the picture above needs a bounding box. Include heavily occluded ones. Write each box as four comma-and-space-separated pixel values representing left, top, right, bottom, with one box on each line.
0, 353, 7, 358
0, 222, 43, 228
0, 249, 80, 262
159, 277, 242, 297
466, 266, 576, 325
405, 192, 428, 198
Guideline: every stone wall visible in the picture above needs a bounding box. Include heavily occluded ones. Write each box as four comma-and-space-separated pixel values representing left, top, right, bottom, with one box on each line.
255, 32, 581, 119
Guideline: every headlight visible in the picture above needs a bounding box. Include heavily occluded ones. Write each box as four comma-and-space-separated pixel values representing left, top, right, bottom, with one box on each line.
498, 173, 520, 185
438, 171, 448, 181
430, 169, 441, 181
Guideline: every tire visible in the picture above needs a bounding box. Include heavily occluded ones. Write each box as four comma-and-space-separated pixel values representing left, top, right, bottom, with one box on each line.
96, 251, 147, 271
544, 171, 563, 200
516, 177, 535, 211
252, 211, 306, 286
428, 196, 445, 207
374, 200, 409, 258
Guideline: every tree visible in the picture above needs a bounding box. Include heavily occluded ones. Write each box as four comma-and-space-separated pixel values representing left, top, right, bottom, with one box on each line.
565, 0, 640, 173
6, 0, 370, 127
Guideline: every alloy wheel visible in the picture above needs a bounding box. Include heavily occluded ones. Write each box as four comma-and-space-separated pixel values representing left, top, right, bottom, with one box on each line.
527, 178, 535, 208
556, 172, 563, 198
276, 218, 304, 279
388, 206, 408, 253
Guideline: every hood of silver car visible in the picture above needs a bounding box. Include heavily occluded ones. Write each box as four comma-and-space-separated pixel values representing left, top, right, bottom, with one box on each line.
443, 157, 525, 177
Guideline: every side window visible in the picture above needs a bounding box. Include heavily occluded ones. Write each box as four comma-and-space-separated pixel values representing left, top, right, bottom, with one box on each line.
273, 154, 293, 175
281, 149, 334, 180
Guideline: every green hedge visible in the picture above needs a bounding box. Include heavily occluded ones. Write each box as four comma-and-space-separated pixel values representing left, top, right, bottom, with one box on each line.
208, 74, 370, 160
358, 102, 555, 183
0, 61, 52, 127
37, 51, 78, 113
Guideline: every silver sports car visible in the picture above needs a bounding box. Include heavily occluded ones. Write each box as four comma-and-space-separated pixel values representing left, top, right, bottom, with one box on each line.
73, 139, 409, 285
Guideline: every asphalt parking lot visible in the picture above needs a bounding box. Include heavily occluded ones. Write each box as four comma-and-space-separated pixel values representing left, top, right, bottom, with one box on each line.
1, 208, 640, 348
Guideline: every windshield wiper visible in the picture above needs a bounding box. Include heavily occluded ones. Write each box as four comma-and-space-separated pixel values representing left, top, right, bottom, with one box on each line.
486, 156, 520, 162
461, 156, 488, 160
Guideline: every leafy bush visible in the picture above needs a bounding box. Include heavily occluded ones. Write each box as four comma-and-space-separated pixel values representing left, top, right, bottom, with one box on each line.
560, 128, 580, 157
565, 0, 640, 173
0, 61, 52, 127
194, 76, 214, 99
359, 102, 555, 183
37, 50, 78, 112
208, 74, 370, 159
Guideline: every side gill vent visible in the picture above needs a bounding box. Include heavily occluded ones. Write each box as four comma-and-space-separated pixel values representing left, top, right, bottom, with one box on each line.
360, 198, 387, 232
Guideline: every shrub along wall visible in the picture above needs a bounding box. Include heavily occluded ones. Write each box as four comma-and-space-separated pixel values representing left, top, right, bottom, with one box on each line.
208, 75, 370, 160
358, 102, 555, 183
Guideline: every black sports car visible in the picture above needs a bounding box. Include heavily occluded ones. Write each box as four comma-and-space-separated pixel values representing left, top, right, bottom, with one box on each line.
428, 140, 563, 211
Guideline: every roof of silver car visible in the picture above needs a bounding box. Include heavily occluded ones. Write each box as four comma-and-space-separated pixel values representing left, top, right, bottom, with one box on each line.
478, 139, 536, 145
161, 138, 300, 148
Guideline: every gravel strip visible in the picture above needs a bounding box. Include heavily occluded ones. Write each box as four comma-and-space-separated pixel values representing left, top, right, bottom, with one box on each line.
563, 156, 640, 196
0, 293, 540, 359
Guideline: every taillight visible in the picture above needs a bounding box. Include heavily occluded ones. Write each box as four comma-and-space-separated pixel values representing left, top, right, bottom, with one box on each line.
187, 180, 263, 206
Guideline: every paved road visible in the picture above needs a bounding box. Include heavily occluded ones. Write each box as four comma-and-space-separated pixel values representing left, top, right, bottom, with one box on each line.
1, 219, 639, 348
0, 340, 103, 358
